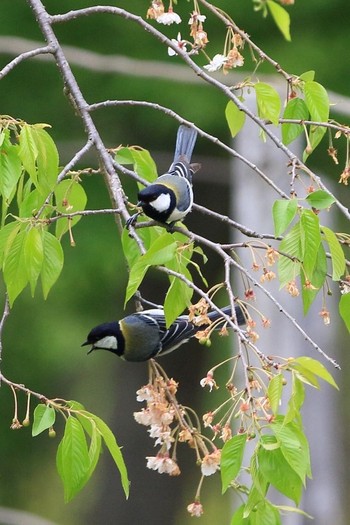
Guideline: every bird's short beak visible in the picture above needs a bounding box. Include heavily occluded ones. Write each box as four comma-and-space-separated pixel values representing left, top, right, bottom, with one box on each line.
81, 341, 94, 354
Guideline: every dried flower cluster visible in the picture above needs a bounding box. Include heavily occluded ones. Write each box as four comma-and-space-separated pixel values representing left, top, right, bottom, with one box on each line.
134, 362, 227, 516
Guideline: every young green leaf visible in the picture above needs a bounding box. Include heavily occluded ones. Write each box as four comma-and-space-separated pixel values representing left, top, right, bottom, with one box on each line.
304, 81, 329, 122
254, 82, 281, 126
18, 124, 38, 183
3, 229, 28, 305
88, 413, 130, 498
278, 222, 302, 288
164, 271, 193, 328
300, 209, 321, 278
272, 198, 298, 237
31, 125, 59, 195
56, 416, 90, 502
266, 0, 291, 41
125, 233, 177, 305
339, 293, 350, 333
301, 244, 327, 314
267, 374, 284, 415
124, 147, 158, 186
41, 230, 64, 299
19, 188, 47, 218
54, 179, 87, 239
121, 226, 152, 268
258, 436, 303, 504
299, 71, 315, 82
321, 226, 345, 281
272, 417, 311, 483
284, 374, 305, 425
0, 133, 22, 201
281, 98, 309, 145
24, 227, 44, 296
225, 100, 246, 138
32, 404, 56, 437
115, 147, 134, 165
220, 433, 247, 494
305, 190, 335, 210
293, 356, 338, 389
0, 221, 22, 268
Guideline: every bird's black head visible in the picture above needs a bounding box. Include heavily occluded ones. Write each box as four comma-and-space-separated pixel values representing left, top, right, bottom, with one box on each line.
138, 184, 175, 223
82, 322, 125, 357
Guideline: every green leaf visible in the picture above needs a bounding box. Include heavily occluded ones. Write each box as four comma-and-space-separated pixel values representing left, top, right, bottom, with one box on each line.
76, 414, 102, 483
31, 126, 59, 195
0, 134, 22, 201
281, 98, 309, 145
272, 417, 311, 484
254, 82, 281, 126
0, 221, 22, 268
56, 416, 90, 502
24, 227, 44, 296
300, 209, 321, 278
339, 294, 350, 333
88, 413, 130, 498
305, 190, 335, 210
3, 229, 28, 305
284, 374, 305, 425
267, 374, 284, 415
18, 124, 38, 183
321, 226, 345, 281
220, 433, 247, 493
272, 199, 298, 237
164, 270, 193, 328
121, 226, 152, 268
299, 71, 315, 82
303, 81, 329, 159
54, 179, 87, 239
225, 100, 246, 138
117, 146, 158, 186
125, 233, 177, 305
41, 230, 64, 299
293, 356, 338, 389
19, 188, 47, 218
32, 404, 56, 436
266, 0, 291, 41
301, 244, 327, 314
258, 436, 303, 504
231, 505, 248, 525
115, 147, 134, 165
277, 222, 302, 288
304, 81, 329, 122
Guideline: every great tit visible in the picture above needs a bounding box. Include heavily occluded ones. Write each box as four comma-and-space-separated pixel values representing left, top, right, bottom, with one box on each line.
82, 305, 245, 362
127, 125, 198, 227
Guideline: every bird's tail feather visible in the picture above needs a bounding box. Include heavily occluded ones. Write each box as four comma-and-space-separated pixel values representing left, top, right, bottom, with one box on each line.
172, 125, 198, 165
207, 305, 246, 327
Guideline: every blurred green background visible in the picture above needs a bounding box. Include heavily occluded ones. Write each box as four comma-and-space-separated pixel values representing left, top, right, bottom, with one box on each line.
0, 1, 349, 524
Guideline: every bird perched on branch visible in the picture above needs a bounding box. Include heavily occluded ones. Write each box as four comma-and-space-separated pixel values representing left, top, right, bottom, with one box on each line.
82, 305, 245, 362
127, 125, 199, 227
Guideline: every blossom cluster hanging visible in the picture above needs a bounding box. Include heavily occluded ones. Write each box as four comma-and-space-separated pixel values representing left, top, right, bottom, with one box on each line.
146, 0, 245, 73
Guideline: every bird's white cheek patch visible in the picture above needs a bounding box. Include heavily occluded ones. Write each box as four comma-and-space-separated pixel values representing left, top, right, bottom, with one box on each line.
150, 193, 171, 213
96, 336, 118, 349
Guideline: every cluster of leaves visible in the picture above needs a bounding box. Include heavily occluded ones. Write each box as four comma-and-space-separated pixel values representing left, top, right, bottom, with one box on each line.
32, 400, 129, 502
0, 118, 87, 305
117, 146, 207, 326
220, 357, 337, 524
226, 70, 329, 155
273, 193, 349, 324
